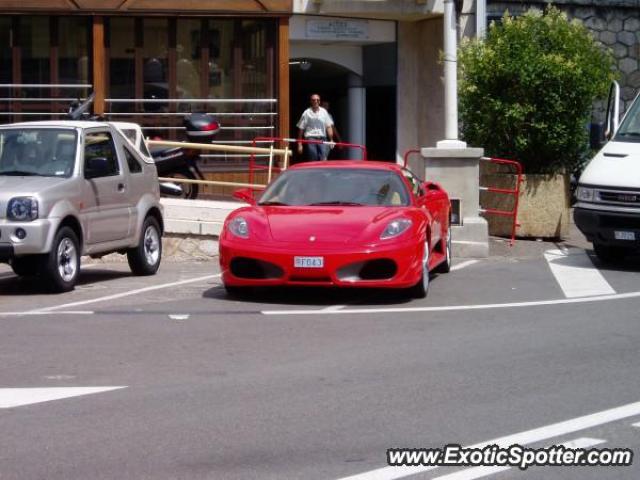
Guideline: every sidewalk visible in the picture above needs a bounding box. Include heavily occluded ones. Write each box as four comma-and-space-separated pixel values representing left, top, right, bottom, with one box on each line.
489, 210, 589, 259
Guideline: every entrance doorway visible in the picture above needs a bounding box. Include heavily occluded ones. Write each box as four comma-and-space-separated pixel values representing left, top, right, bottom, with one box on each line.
290, 58, 352, 162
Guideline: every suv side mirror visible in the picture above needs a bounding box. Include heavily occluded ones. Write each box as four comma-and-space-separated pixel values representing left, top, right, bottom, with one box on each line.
85, 157, 110, 179
589, 122, 605, 150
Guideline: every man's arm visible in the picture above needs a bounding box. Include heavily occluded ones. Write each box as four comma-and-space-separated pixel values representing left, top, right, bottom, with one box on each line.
297, 128, 304, 154
326, 125, 334, 143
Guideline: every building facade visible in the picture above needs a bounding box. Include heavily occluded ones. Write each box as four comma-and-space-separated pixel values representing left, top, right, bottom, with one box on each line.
0, 1, 291, 151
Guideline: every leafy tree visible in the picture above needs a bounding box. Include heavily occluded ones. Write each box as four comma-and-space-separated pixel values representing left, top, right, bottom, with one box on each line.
458, 6, 616, 174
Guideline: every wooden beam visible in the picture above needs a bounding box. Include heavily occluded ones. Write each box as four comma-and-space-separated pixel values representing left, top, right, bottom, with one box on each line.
92, 16, 105, 115
277, 16, 289, 141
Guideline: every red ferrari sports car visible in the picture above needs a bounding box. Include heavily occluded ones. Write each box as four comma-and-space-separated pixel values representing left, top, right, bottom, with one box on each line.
219, 161, 451, 298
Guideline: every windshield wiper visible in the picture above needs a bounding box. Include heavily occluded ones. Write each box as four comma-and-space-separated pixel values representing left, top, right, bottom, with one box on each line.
308, 201, 364, 206
0, 170, 39, 176
258, 201, 290, 206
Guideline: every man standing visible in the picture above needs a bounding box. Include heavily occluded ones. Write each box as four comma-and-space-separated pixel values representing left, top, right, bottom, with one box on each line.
296, 94, 334, 161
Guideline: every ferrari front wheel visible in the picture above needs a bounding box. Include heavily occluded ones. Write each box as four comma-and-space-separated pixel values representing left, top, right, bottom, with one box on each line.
408, 240, 430, 299
435, 225, 452, 274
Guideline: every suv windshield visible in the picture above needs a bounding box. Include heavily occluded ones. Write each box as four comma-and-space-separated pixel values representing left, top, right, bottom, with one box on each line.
259, 168, 410, 207
0, 128, 78, 177
614, 95, 640, 143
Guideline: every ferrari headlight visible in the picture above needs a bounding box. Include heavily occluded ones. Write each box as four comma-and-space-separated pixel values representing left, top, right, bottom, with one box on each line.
228, 216, 249, 238
381, 218, 412, 239
7, 197, 38, 221
576, 186, 595, 202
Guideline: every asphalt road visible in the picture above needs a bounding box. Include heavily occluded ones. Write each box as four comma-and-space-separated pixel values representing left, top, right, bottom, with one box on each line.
1, 240, 640, 480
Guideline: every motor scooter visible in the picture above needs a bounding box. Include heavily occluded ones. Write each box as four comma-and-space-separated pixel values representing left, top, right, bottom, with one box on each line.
66, 95, 220, 199
150, 113, 221, 199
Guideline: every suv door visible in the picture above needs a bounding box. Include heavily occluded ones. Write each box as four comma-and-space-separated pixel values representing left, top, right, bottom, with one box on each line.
82, 129, 131, 243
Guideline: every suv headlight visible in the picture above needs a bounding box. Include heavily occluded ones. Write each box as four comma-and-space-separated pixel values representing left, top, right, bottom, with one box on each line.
381, 218, 412, 239
576, 186, 595, 202
7, 197, 38, 221
228, 216, 249, 238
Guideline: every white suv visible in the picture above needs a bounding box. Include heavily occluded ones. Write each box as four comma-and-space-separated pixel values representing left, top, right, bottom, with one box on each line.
0, 121, 164, 292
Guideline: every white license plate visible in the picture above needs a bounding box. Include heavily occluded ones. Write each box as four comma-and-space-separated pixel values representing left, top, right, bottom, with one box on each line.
294, 256, 324, 268
614, 231, 635, 241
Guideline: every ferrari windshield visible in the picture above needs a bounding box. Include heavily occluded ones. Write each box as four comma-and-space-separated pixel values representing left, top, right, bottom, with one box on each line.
614, 95, 640, 143
0, 128, 78, 177
259, 168, 410, 206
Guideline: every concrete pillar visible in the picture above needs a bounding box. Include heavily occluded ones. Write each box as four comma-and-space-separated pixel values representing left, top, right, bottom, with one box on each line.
440, 0, 465, 147
414, 1, 488, 258
347, 73, 365, 159
421, 147, 489, 257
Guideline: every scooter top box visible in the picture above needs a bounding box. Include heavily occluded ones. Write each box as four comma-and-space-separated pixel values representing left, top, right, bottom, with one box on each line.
184, 113, 220, 141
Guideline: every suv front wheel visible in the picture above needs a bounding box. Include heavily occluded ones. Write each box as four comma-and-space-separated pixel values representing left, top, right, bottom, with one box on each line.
43, 226, 81, 292
127, 216, 162, 275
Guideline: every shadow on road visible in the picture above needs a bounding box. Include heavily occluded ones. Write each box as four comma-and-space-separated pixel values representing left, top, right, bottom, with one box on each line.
201, 283, 432, 307
0, 268, 132, 296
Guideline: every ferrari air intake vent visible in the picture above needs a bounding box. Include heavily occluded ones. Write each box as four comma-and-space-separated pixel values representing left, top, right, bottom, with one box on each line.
359, 259, 397, 280
230, 257, 284, 279
337, 259, 397, 281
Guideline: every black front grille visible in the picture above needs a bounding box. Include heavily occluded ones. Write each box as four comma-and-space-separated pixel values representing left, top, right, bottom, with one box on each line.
289, 276, 332, 283
230, 257, 284, 279
598, 190, 640, 205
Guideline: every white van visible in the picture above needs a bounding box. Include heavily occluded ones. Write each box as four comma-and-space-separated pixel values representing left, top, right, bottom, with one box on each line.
574, 82, 640, 262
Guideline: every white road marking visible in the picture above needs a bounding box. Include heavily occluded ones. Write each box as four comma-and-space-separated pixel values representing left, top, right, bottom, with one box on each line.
169, 314, 190, 320
632, 422, 640, 428
262, 289, 640, 316
336, 400, 640, 480
450, 260, 478, 272
544, 248, 615, 298
0, 386, 127, 408
0, 310, 94, 317
27, 274, 221, 313
321, 305, 346, 312
431, 437, 605, 480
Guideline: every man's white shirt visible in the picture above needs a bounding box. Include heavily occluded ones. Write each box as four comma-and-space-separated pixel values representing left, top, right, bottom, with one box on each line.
297, 107, 334, 138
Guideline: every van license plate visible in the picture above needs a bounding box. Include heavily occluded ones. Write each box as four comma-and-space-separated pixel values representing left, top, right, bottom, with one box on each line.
614, 231, 635, 241
294, 256, 324, 268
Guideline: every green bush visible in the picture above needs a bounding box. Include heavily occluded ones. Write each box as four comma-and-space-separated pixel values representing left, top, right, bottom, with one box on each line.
458, 6, 616, 174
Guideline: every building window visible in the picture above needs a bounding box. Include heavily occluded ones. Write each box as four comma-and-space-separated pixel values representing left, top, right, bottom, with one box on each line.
104, 17, 277, 155
0, 15, 91, 122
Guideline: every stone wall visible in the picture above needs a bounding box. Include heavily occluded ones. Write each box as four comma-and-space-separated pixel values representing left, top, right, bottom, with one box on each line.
487, 0, 640, 116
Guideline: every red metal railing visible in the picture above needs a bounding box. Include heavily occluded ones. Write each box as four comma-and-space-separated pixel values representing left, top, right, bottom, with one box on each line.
402, 149, 522, 246
249, 137, 368, 186
479, 156, 523, 246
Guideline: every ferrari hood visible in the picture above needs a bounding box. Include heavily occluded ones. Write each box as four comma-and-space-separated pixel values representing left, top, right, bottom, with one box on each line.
264, 206, 395, 243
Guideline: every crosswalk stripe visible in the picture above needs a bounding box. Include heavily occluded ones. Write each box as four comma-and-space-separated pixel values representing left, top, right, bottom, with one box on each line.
544, 248, 615, 298
0, 387, 127, 408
